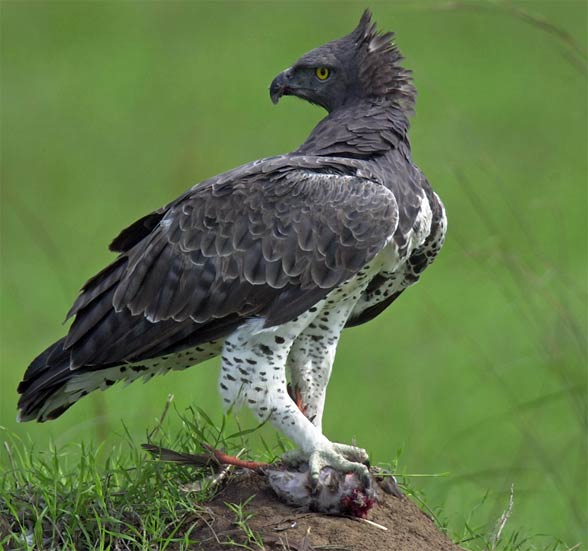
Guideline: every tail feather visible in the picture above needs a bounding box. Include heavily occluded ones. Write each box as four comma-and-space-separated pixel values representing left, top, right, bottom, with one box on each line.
17, 338, 77, 422
18, 338, 125, 422
18, 337, 132, 422
17, 333, 225, 422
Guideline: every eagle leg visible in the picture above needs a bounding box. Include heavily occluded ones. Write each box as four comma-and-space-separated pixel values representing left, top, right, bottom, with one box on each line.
287, 320, 347, 432
219, 315, 371, 491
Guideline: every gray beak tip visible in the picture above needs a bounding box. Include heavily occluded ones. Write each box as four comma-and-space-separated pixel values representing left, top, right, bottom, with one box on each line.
269, 69, 291, 105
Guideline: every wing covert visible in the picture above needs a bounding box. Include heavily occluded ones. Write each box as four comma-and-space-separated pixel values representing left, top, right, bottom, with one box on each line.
111, 164, 398, 328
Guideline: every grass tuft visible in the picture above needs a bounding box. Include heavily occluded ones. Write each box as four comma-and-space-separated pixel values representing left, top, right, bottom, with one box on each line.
0, 403, 282, 550
0, 406, 580, 550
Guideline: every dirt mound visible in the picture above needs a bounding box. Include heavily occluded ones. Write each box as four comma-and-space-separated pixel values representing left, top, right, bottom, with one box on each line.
188, 471, 463, 550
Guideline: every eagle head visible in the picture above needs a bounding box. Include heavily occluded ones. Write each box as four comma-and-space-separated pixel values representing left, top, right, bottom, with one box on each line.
269, 10, 415, 114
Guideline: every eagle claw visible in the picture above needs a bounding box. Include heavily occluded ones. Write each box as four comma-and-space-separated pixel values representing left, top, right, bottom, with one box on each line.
282, 442, 371, 489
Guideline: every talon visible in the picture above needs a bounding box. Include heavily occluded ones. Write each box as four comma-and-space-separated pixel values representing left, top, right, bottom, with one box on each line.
281, 441, 370, 488
331, 442, 369, 465
285, 442, 371, 489
276, 442, 375, 517
357, 465, 372, 488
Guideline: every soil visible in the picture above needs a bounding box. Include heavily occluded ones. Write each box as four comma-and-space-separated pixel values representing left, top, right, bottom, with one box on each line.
186, 471, 464, 551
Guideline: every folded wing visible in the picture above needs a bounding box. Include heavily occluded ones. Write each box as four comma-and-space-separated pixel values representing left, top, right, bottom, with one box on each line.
63, 155, 399, 368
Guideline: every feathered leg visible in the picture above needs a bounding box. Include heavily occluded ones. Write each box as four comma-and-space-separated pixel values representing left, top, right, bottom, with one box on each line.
287, 298, 353, 431
218, 305, 370, 487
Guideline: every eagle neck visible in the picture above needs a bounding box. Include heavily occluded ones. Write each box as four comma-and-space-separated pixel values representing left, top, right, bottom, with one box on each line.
296, 99, 411, 158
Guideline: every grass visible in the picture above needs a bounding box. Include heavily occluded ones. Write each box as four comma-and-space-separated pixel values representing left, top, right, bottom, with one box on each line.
0, 404, 580, 551
224, 496, 266, 550
0, 403, 282, 550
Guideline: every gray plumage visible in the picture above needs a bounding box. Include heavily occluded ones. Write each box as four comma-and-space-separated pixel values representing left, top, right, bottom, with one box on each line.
17, 8, 447, 486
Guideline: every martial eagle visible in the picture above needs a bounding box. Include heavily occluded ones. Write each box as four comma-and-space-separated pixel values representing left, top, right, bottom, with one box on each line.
18, 11, 446, 486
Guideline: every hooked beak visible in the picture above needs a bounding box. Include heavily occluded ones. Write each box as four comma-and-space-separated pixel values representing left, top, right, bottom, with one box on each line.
269, 68, 293, 104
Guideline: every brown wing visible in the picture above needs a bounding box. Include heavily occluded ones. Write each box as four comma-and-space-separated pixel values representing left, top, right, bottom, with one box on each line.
63, 155, 398, 368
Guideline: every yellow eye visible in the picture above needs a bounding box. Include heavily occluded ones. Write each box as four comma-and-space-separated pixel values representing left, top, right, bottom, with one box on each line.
315, 67, 330, 81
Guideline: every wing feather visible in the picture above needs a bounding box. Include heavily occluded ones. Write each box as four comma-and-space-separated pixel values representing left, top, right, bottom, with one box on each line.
63, 156, 398, 367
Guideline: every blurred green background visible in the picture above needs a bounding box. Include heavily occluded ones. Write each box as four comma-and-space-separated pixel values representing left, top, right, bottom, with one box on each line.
1, 0, 586, 546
